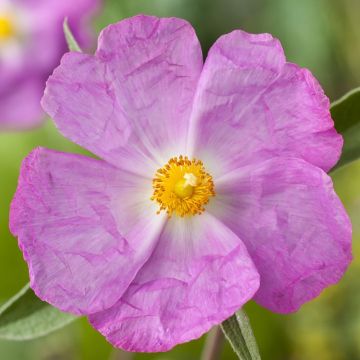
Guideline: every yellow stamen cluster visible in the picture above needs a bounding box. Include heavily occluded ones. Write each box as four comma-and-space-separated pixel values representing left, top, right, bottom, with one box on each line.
0, 15, 15, 41
151, 156, 215, 217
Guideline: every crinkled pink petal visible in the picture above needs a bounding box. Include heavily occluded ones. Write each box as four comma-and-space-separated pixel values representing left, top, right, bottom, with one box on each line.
188, 30, 342, 176
41, 15, 203, 175
208, 157, 352, 313
10, 148, 166, 315
89, 213, 260, 352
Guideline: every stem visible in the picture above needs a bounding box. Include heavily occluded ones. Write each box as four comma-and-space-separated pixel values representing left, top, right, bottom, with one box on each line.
201, 326, 225, 360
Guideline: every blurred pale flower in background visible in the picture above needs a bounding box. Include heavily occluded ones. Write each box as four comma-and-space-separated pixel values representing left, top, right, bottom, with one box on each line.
0, 0, 99, 130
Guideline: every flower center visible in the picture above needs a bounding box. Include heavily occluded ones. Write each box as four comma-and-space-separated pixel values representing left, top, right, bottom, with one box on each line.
0, 15, 15, 41
151, 156, 215, 217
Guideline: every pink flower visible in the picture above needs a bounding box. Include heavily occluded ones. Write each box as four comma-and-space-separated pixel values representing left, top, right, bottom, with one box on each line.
10, 15, 352, 352
0, 0, 99, 130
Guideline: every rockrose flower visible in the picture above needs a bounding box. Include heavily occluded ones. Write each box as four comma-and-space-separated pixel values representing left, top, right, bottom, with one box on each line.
0, 0, 98, 130
10, 15, 352, 352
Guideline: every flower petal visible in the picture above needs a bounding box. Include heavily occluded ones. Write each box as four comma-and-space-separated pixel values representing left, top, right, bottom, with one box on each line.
10, 148, 166, 315
208, 157, 352, 313
89, 213, 260, 352
188, 30, 342, 176
42, 15, 203, 176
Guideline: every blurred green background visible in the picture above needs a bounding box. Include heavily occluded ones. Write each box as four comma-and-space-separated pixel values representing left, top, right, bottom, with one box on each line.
1, 0, 360, 359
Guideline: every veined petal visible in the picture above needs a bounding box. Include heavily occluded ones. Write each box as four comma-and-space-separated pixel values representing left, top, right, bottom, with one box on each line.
188, 30, 342, 177
42, 15, 203, 176
10, 148, 166, 315
89, 213, 259, 352
208, 157, 352, 313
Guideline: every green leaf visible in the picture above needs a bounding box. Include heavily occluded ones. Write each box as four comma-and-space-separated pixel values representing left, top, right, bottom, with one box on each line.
0, 284, 77, 340
63, 18, 82, 52
221, 309, 261, 360
331, 87, 360, 170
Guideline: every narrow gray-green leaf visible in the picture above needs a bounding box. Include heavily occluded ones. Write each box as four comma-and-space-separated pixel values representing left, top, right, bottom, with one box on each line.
0, 284, 77, 340
63, 18, 82, 52
221, 309, 261, 360
331, 87, 360, 170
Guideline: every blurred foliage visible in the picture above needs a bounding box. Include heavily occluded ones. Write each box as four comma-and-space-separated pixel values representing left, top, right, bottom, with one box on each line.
331, 87, 360, 169
1, 0, 360, 359
0, 284, 76, 341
